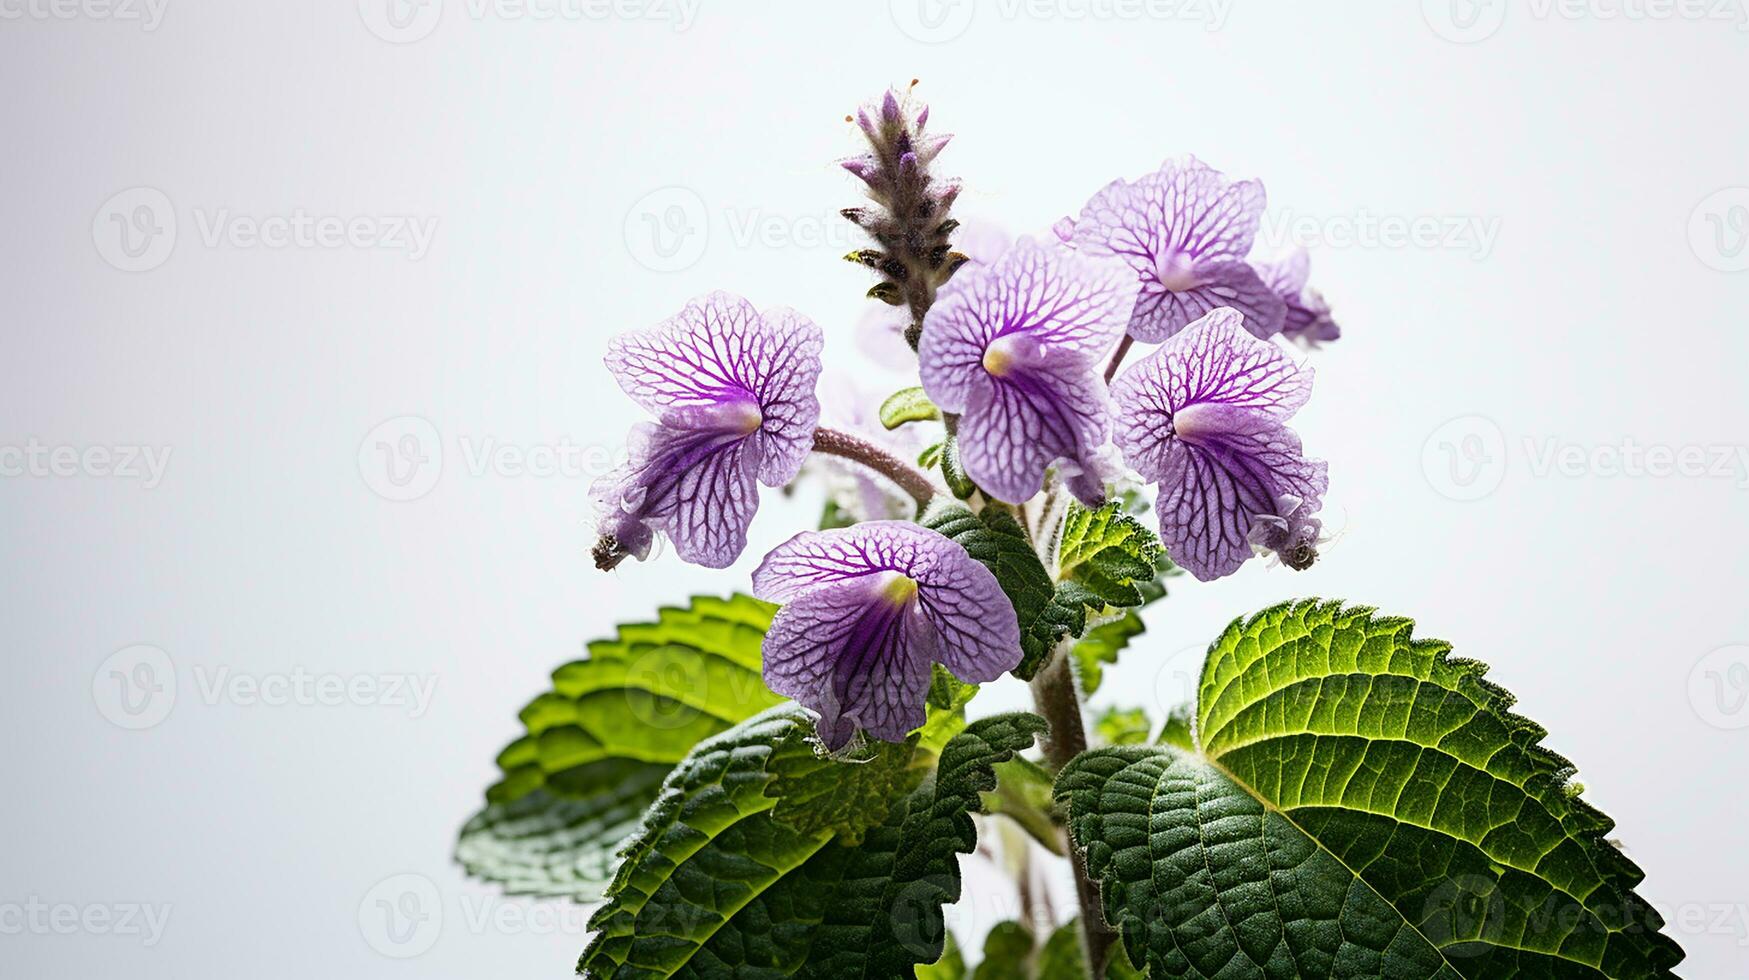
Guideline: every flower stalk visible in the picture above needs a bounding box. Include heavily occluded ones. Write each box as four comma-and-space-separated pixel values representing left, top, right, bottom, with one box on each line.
1029, 648, 1118, 978
811, 426, 938, 512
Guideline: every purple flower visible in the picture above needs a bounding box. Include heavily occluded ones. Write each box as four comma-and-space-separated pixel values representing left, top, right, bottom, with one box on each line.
1256, 247, 1341, 348
918, 236, 1138, 505
592, 292, 822, 569
1111, 307, 1326, 582
1072, 156, 1286, 343
754, 521, 1021, 749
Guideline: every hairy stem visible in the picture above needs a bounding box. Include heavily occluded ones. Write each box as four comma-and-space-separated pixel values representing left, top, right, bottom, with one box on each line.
1030, 650, 1117, 977
810, 426, 938, 512
1102, 334, 1135, 384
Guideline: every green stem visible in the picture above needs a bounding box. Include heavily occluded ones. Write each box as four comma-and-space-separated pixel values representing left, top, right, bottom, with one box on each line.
1029, 650, 1117, 978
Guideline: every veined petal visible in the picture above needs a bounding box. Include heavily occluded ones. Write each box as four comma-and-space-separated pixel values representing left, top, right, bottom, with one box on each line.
746, 305, 825, 485
955, 354, 1113, 503
1152, 422, 1328, 581
605, 292, 823, 486
919, 236, 1135, 412
1073, 157, 1275, 340
1127, 259, 1286, 343
754, 523, 1022, 746
1257, 248, 1341, 347
591, 420, 760, 569
1112, 307, 1312, 474
761, 575, 935, 750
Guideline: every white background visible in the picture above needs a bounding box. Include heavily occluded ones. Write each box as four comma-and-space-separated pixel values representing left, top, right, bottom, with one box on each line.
3, 1, 1747, 976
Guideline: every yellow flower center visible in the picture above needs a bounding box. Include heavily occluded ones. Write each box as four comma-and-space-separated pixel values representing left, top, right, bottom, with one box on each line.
877, 572, 920, 607
982, 335, 1023, 377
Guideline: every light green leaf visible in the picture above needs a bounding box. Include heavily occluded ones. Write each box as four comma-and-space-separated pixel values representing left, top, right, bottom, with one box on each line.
1091, 706, 1151, 746
1035, 920, 1144, 980
972, 921, 1036, 980
1056, 501, 1161, 600
880, 386, 942, 429
1156, 703, 1194, 751
459, 595, 781, 901
980, 757, 1062, 856
578, 709, 1048, 978
1055, 600, 1685, 979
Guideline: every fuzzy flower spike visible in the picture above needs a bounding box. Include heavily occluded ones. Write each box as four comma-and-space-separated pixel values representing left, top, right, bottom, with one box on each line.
1073, 156, 1287, 343
754, 521, 1021, 750
918, 236, 1138, 505
841, 83, 966, 349
592, 292, 823, 570
1111, 307, 1327, 581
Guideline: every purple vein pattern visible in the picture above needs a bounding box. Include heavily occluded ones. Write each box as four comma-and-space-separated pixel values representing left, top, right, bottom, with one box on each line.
1073, 156, 1287, 343
753, 522, 1020, 749
592, 291, 823, 569
918, 236, 1138, 505
1255, 246, 1342, 348
1111, 308, 1327, 581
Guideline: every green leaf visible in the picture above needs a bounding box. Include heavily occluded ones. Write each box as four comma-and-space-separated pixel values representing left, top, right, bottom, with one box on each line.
973, 921, 1036, 980
917, 663, 979, 755
1091, 706, 1151, 746
578, 709, 1048, 978
880, 386, 942, 429
917, 934, 967, 980
459, 595, 781, 901
487, 594, 782, 807
918, 441, 945, 470
1035, 920, 1145, 980
1156, 703, 1194, 751
1055, 600, 1686, 979
1057, 501, 1161, 589
765, 734, 925, 847
921, 502, 1078, 679
980, 757, 1063, 856
940, 435, 978, 499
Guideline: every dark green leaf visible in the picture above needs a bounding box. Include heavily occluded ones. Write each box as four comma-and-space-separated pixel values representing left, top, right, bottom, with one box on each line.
578, 710, 1048, 978
921, 502, 1075, 679
940, 435, 977, 499
1056, 600, 1686, 979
